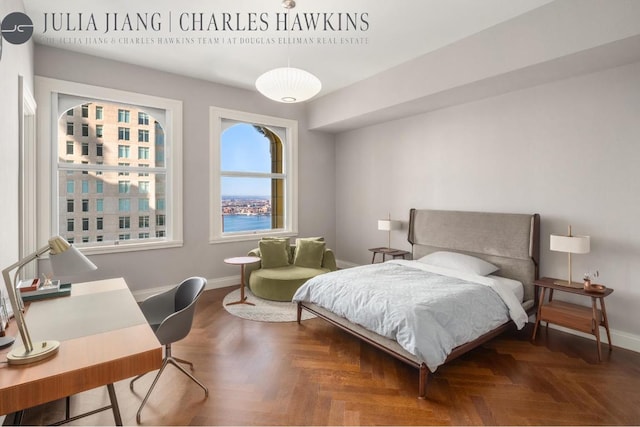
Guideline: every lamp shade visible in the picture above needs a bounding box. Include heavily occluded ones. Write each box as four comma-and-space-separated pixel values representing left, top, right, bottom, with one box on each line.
50, 243, 97, 276
550, 234, 590, 254
378, 219, 401, 231
255, 67, 322, 103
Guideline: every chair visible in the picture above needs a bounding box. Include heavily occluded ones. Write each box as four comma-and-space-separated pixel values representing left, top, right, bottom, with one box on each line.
130, 277, 209, 422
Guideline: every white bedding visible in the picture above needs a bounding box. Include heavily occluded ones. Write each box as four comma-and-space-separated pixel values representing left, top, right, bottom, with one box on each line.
293, 260, 527, 372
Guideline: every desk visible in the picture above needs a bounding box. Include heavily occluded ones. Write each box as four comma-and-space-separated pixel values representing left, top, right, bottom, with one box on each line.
0, 278, 162, 424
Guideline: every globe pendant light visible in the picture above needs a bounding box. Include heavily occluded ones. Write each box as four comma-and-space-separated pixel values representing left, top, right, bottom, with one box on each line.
255, 0, 321, 103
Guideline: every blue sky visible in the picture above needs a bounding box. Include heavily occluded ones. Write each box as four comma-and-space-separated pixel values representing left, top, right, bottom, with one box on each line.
221, 123, 272, 197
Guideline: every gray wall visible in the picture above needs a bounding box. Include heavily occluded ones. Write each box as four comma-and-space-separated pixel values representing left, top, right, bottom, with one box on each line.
33, 44, 336, 294
0, 0, 34, 302
334, 60, 640, 349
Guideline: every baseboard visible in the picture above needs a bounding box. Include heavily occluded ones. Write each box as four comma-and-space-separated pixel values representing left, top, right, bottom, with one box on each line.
543, 323, 640, 354
131, 275, 238, 302
336, 259, 359, 269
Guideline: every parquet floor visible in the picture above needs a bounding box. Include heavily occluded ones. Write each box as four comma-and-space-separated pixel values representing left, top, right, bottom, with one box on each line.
15, 286, 640, 426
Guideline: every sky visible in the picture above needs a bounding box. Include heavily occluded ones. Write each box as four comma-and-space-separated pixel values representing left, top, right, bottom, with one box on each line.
221, 123, 272, 197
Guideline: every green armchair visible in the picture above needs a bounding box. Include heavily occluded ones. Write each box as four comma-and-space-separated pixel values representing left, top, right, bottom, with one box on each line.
244, 241, 337, 302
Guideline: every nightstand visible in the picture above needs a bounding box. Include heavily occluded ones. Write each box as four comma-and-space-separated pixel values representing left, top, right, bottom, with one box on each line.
532, 277, 613, 361
368, 247, 410, 263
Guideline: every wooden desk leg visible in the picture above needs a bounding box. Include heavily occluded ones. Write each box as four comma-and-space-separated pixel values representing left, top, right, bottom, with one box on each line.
599, 297, 613, 352
107, 383, 123, 426
532, 287, 546, 340
591, 297, 602, 362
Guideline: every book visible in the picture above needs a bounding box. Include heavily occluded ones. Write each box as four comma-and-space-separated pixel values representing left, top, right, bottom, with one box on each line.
21, 282, 72, 302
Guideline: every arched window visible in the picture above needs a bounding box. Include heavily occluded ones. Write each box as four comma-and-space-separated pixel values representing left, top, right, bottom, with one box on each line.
210, 108, 298, 242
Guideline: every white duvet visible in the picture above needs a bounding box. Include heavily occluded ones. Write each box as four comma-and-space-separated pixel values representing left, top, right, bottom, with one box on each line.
293, 260, 528, 372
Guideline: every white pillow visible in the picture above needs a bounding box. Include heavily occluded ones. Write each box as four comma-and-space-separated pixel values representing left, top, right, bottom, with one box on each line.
417, 251, 499, 276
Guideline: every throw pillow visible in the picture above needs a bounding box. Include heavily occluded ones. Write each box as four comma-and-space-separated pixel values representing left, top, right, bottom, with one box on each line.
294, 239, 326, 269
261, 237, 292, 263
259, 239, 290, 268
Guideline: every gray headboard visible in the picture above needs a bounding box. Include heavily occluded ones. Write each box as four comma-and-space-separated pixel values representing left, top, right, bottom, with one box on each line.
408, 209, 540, 309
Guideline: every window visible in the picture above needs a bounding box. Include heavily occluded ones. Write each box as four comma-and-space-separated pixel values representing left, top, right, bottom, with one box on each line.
66, 141, 74, 155
39, 77, 183, 254
82, 124, 89, 137
96, 235, 103, 242
138, 164, 149, 176
82, 218, 89, 231
82, 199, 89, 212
118, 127, 130, 140
139, 181, 149, 194
138, 147, 149, 159
157, 198, 165, 210
138, 198, 149, 211
139, 232, 150, 239
155, 230, 165, 238
156, 214, 166, 226
96, 125, 103, 138
118, 198, 130, 211
118, 109, 130, 123
138, 130, 149, 142
81, 161, 89, 174
81, 142, 89, 155
138, 112, 149, 125
119, 234, 131, 241
209, 107, 298, 243
81, 104, 89, 118
119, 216, 130, 229
118, 181, 130, 193
67, 109, 74, 116
97, 217, 103, 230
82, 236, 89, 243
139, 216, 150, 228
67, 199, 74, 213
118, 145, 130, 158
66, 122, 74, 135
67, 219, 74, 232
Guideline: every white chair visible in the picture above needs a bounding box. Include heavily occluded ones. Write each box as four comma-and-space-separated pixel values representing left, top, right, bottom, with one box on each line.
130, 277, 209, 422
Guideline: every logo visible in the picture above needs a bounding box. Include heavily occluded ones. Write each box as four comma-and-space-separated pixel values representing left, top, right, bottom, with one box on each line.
1, 12, 34, 45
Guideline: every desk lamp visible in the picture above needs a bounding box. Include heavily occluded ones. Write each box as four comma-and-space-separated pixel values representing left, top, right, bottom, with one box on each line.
2, 236, 97, 365
550, 225, 590, 287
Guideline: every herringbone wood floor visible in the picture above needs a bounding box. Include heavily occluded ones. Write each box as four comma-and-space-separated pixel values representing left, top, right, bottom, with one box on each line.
16, 286, 640, 425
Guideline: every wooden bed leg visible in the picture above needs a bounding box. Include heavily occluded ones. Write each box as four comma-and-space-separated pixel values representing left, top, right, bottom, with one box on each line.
296, 303, 302, 324
418, 363, 428, 399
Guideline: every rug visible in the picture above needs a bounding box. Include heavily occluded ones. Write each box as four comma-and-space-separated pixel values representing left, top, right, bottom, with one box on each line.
222, 288, 316, 322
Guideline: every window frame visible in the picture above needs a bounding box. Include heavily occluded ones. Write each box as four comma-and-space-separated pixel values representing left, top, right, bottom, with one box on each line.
209, 107, 298, 244
35, 77, 183, 255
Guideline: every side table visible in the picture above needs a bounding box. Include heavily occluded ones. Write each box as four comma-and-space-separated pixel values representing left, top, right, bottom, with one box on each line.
368, 247, 410, 264
532, 277, 613, 361
224, 256, 261, 306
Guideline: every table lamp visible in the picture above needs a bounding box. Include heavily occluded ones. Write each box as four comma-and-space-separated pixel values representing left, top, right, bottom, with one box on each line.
550, 225, 590, 287
378, 214, 401, 250
2, 236, 97, 365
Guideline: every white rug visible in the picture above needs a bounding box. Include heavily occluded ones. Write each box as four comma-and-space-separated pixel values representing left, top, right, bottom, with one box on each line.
222, 288, 316, 322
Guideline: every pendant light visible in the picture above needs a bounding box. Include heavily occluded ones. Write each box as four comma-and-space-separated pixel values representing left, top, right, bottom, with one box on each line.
255, 0, 321, 103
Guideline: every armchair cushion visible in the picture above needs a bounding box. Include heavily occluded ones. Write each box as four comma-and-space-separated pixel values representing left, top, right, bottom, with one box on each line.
293, 239, 326, 269
259, 239, 290, 268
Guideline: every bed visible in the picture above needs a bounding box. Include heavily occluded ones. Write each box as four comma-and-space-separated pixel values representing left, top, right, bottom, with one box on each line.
294, 209, 540, 398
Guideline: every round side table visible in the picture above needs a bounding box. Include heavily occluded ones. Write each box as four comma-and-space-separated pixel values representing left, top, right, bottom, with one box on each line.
224, 256, 261, 306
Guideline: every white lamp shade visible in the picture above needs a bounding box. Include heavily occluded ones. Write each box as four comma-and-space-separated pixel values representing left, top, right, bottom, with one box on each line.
378, 220, 401, 231
49, 237, 97, 275
255, 67, 322, 103
550, 234, 590, 254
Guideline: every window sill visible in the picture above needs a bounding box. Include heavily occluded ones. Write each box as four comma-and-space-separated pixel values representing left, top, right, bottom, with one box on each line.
209, 230, 298, 245
73, 240, 184, 256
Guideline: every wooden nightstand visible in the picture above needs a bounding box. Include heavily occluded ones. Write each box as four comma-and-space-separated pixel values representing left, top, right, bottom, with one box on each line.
532, 277, 613, 361
368, 247, 410, 263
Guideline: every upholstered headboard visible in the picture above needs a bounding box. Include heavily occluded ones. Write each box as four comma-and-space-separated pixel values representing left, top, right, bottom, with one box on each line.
408, 209, 540, 310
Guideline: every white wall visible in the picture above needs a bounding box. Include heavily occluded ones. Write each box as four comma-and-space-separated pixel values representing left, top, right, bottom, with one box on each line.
33, 45, 336, 294
0, 0, 34, 305
334, 60, 640, 347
